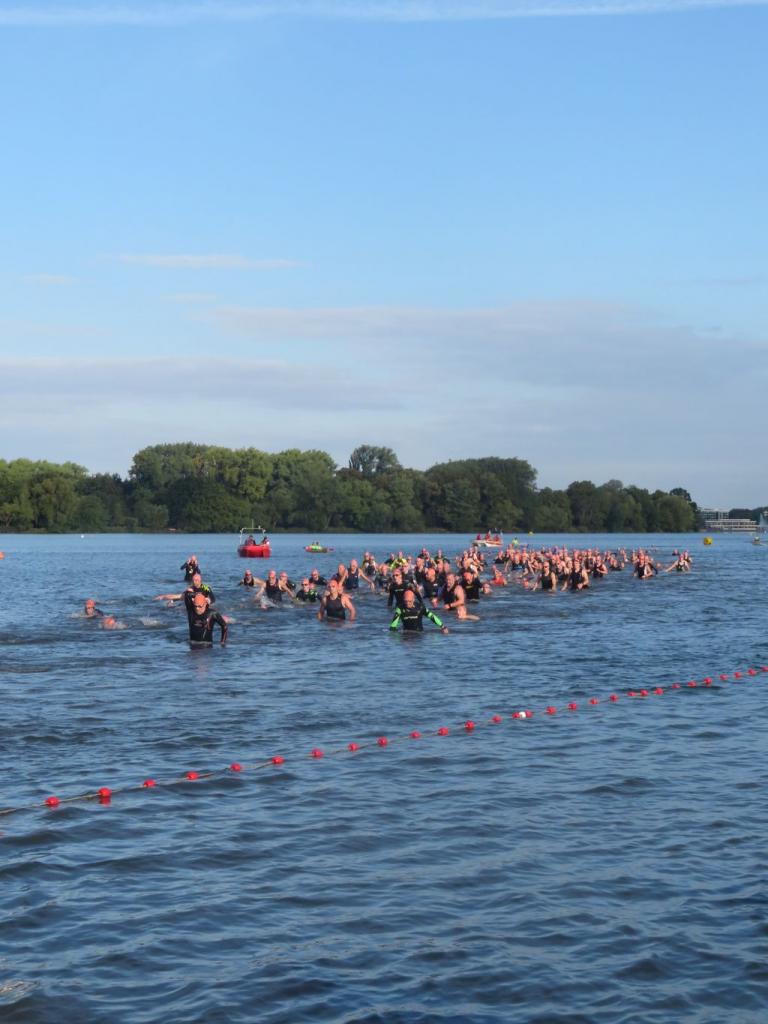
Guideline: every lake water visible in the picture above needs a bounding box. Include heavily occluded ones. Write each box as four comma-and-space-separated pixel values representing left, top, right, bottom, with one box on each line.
1, 531, 767, 1023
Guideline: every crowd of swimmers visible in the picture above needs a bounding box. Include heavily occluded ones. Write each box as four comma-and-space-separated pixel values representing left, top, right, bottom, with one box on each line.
81, 544, 692, 646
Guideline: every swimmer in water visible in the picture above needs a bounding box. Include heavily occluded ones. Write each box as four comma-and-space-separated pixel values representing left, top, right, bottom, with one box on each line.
389, 589, 449, 634
156, 572, 215, 608
83, 599, 120, 628
238, 569, 257, 587
186, 591, 228, 645
180, 555, 200, 581
294, 578, 321, 603
317, 579, 356, 621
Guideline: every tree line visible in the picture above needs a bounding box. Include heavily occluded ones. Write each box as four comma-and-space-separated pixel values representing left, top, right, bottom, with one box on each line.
0, 443, 721, 534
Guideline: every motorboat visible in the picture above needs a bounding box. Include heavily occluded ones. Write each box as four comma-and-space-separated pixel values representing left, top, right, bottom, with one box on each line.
238, 527, 271, 558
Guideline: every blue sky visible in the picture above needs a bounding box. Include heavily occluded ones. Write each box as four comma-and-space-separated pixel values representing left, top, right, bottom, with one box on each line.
1, 0, 766, 506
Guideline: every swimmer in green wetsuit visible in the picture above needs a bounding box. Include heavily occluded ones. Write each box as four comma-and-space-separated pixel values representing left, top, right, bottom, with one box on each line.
389, 589, 448, 634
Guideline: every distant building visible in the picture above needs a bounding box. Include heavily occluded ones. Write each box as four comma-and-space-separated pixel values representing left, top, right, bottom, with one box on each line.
698, 507, 759, 532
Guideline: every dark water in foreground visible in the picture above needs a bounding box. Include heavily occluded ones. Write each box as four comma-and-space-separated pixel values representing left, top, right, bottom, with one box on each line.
1, 531, 767, 1023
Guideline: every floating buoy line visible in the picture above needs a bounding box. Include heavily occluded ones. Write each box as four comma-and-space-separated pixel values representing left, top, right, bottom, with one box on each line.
2, 665, 766, 822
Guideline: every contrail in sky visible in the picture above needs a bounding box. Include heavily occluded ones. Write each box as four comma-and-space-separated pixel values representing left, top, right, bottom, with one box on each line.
1, 0, 766, 27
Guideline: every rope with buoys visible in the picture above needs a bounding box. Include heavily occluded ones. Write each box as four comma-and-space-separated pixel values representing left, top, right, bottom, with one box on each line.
2, 665, 765, 821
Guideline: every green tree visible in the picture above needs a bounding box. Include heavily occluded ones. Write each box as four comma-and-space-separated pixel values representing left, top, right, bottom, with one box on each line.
348, 445, 402, 478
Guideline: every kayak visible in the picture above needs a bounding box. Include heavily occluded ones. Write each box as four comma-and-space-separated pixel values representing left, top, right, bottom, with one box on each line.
305, 544, 334, 553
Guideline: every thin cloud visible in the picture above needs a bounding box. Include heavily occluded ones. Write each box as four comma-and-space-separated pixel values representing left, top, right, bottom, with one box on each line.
115, 253, 299, 270
21, 273, 77, 286
0, 1, 765, 27
0, 356, 392, 408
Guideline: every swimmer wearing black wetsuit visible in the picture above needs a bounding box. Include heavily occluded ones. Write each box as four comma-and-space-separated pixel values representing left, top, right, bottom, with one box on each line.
181, 557, 200, 582
317, 580, 356, 621
461, 572, 482, 601
186, 594, 228, 645
387, 570, 420, 610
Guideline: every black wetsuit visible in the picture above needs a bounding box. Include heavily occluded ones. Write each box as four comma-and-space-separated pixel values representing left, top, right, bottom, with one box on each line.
323, 595, 346, 620
462, 576, 482, 601
295, 588, 320, 603
344, 568, 361, 591
570, 570, 587, 591
264, 580, 283, 603
186, 605, 228, 644
181, 560, 200, 582
388, 580, 419, 610
540, 572, 554, 591
239, 575, 257, 587
421, 578, 440, 601
309, 573, 327, 587
390, 605, 445, 632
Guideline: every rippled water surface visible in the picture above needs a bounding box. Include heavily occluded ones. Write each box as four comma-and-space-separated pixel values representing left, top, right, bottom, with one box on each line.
1, 531, 767, 1023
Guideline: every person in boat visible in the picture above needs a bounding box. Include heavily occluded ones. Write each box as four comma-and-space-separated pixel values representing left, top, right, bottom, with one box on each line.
317, 579, 356, 621
180, 555, 200, 581
238, 569, 257, 587
260, 533, 269, 546
156, 572, 215, 608
187, 591, 228, 646
245, 535, 255, 546
390, 589, 449, 634
294, 578, 321, 603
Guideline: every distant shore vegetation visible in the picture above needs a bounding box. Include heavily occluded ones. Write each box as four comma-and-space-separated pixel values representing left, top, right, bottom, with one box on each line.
0, 442, 740, 534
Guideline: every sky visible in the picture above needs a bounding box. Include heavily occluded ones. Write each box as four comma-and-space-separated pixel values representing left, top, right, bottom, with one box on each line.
0, 0, 766, 506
